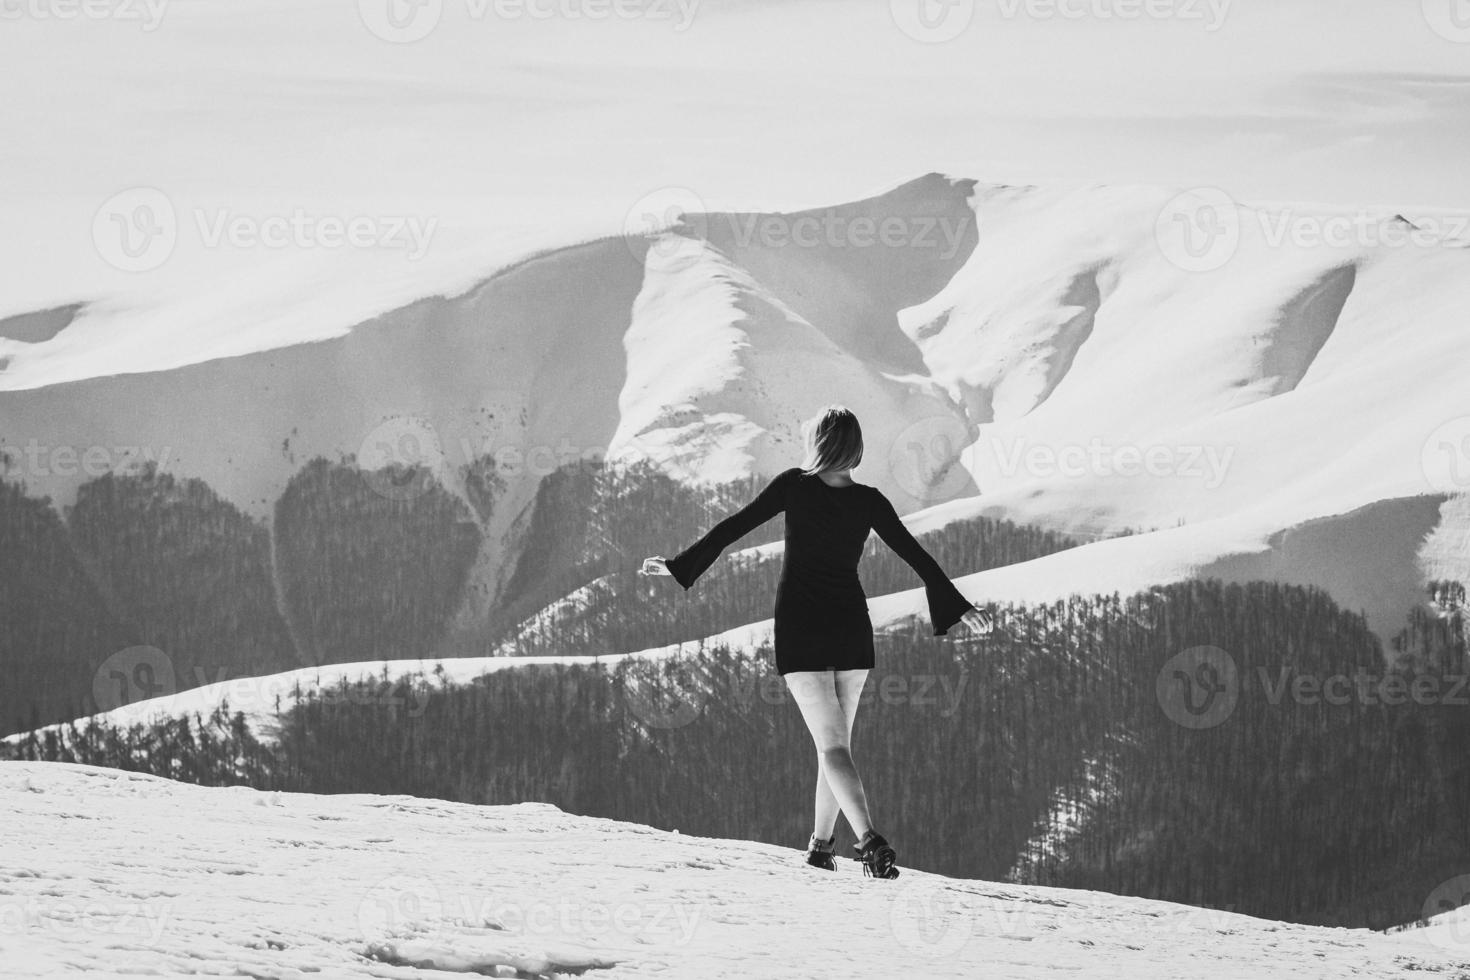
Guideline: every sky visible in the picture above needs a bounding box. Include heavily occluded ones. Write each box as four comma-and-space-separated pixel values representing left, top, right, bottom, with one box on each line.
1, 0, 1468, 350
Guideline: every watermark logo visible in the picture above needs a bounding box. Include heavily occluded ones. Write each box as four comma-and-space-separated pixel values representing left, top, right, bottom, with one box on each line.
890, 0, 976, 43
1156, 645, 1239, 729
1155, 187, 1241, 273
1160, 648, 1469, 725
618, 659, 706, 730
623, 186, 709, 264
93, 646, 177, 713
887, 415, 973, 505
358, 415, 453, 502
358, 0, 443, 42
888, 882, 974, 956
1158, 188, 1469, 271
1422, 417, 1470, 493
1420, 875, 1470, 950
1422, 0, 1470, 43
93, 188, 177, 273
620, 418, 719, 485
92, 187, 438, 271
358, 875, 444, 937
353, 411, 611, 504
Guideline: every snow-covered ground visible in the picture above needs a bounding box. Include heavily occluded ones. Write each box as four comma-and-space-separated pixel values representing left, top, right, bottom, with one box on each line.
3, 762, 1465, 979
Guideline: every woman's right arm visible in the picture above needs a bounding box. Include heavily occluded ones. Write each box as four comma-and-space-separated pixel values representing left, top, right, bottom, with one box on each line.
647, 467, 798, 590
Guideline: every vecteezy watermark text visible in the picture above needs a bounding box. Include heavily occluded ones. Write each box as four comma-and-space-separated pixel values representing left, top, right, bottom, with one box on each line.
92, 188, 438, 273
1157, 645, 1470, 729
716, 211, 971, 258
0, 896, 173, 945
989, 436, 1235, 490
1156, 186, 1470, 272
193, 208, 436, 260
889, 0, 1230, 43
357, 0, 702, 43
357, 875, 704, 945
620, 662, 975, 731
92, 645, 432, 716
356, 414, 610, 502
995, 0, 1231, 30
0, 441, 172, 479
0, 0, 169, 30
622, 186, 973, 264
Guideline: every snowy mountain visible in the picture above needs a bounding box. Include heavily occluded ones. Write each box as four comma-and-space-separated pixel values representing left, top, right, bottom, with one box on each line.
5, 761, 1465, 979
3, 172, 1467, 736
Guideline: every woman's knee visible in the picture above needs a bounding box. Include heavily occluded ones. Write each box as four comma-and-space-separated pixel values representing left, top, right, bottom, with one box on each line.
819, 743, 855, 769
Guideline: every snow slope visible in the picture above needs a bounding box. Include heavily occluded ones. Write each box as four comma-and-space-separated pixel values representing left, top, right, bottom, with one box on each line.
941, 492, 1464, 646
906, 184, 1470, 533
3, 762, 1464, 979
1, 653, 671, 750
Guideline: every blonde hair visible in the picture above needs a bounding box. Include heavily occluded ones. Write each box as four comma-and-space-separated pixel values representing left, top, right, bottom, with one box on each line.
799, 405, 863, 476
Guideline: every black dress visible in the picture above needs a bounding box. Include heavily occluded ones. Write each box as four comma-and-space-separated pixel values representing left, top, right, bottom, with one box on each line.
664, 466, 976, 674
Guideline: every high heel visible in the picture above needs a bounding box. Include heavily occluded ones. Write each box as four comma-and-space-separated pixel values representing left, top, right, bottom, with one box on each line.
805, 833, 837, 870
854, 830, 899, 879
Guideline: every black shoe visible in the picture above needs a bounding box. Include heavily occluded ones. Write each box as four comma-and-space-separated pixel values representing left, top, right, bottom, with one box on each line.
805, 833, 837, 870
854, 830, 899, 879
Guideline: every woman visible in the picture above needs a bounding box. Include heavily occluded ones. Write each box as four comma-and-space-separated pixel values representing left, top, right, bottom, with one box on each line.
640, 405, 993, 879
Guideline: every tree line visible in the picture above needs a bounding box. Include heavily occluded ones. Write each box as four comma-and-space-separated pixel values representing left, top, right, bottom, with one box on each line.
2, 454, 1085, 733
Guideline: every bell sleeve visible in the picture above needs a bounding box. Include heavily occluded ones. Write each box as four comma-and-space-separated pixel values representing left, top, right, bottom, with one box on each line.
664, 467, 798, 590
868, 489, 975, 635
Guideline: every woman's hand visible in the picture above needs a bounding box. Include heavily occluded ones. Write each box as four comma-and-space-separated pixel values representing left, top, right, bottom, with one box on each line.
961, 606, 994, 635
640, 556, 671, 576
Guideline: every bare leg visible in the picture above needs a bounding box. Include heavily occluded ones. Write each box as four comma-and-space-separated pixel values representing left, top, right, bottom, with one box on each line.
811, 669, 867, 839
812, 761, 841, 841
786, 669, 873, 840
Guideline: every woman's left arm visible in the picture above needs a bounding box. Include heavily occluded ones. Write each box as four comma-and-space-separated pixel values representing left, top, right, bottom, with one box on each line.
868, 488, 977, 635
